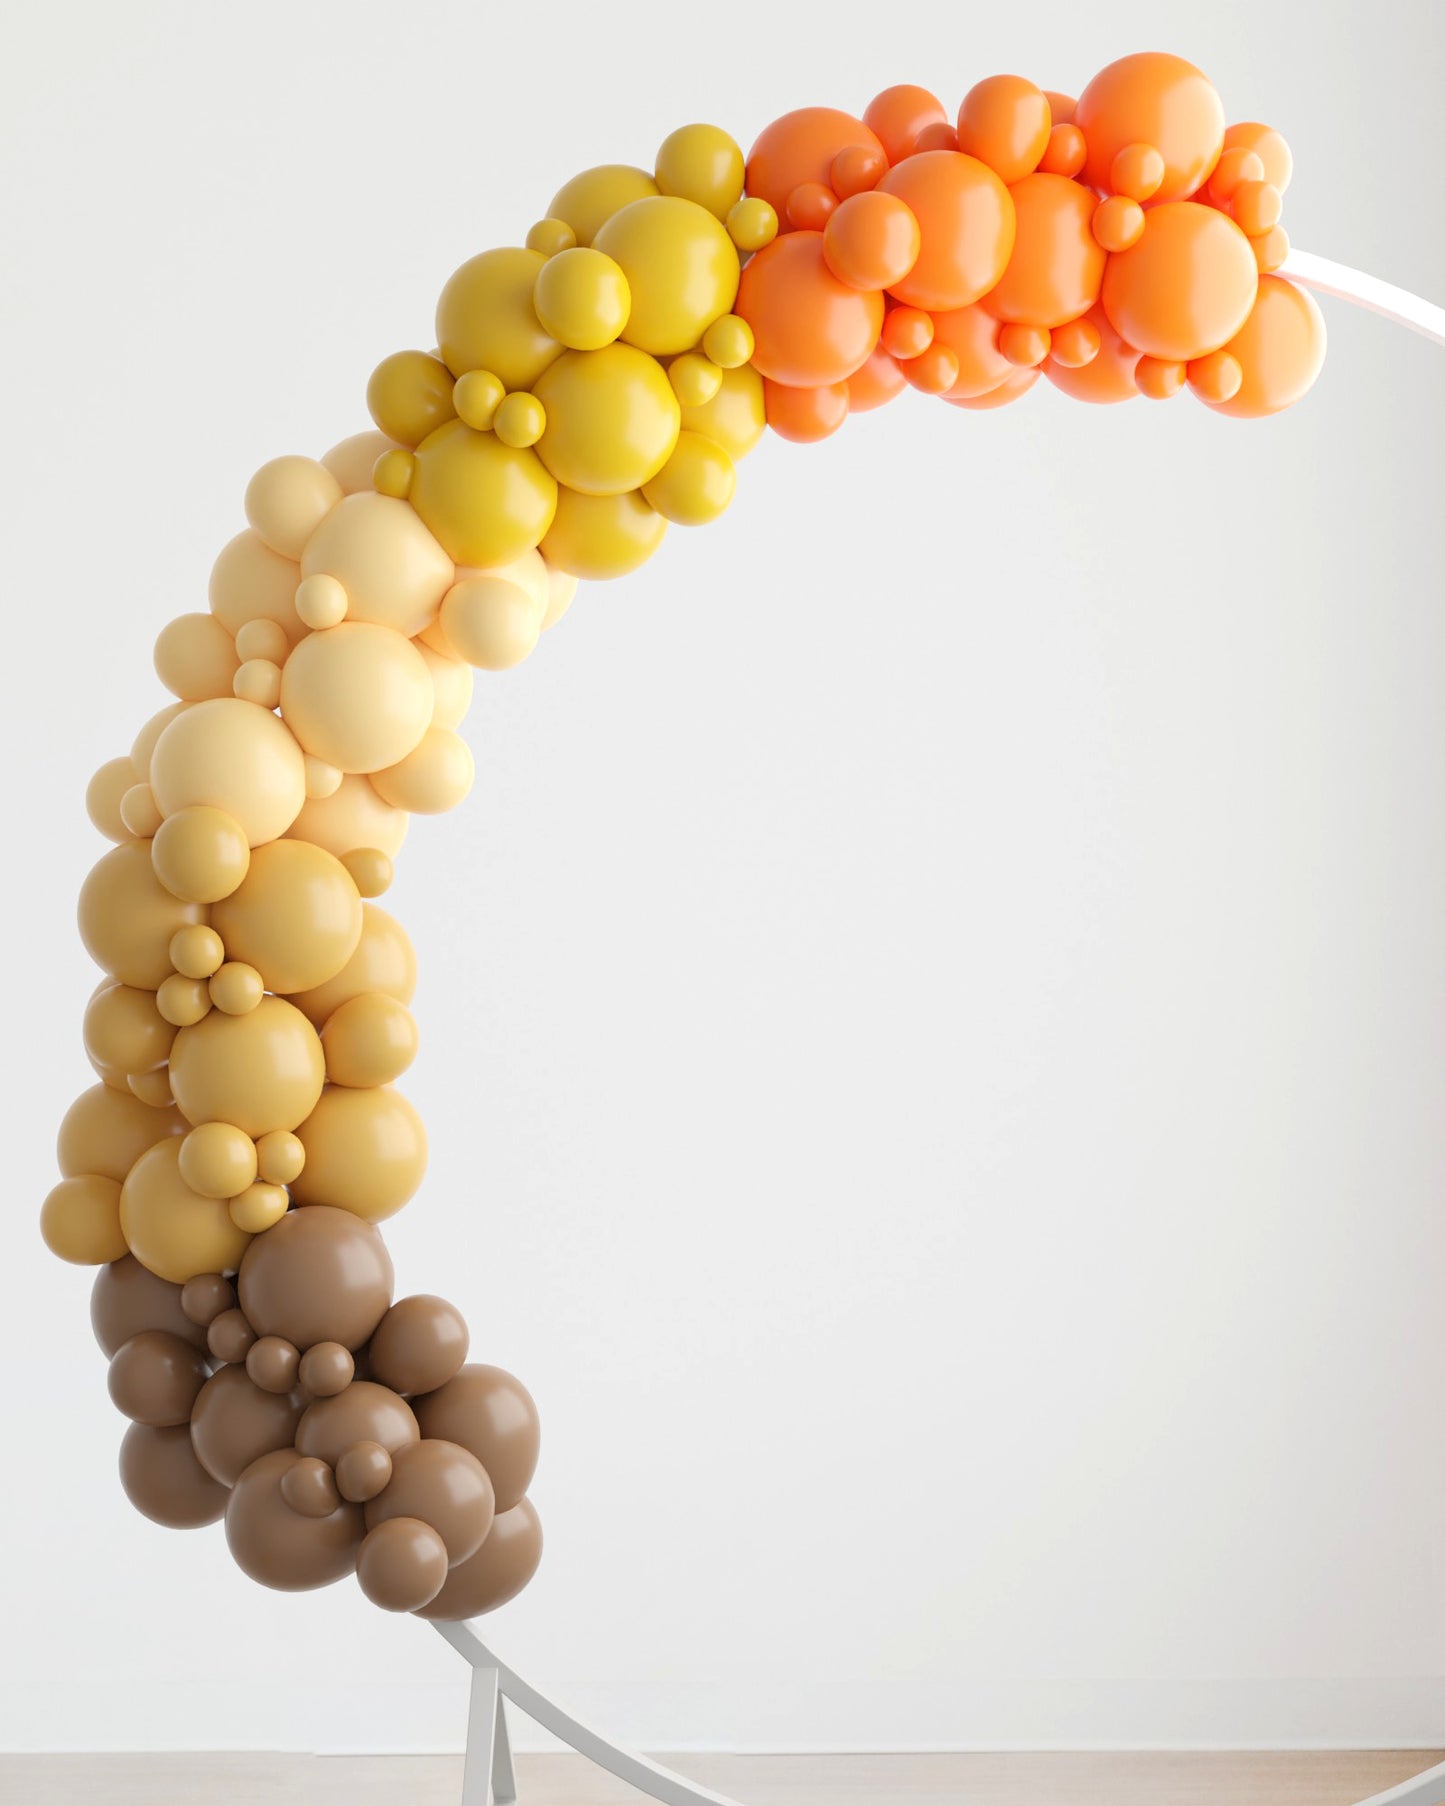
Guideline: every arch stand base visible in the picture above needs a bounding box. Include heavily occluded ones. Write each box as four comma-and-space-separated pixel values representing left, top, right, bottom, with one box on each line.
432, 1621, 749, 1806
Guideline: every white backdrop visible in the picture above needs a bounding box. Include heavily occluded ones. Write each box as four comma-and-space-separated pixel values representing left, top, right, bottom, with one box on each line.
2, 0, 1443, 1757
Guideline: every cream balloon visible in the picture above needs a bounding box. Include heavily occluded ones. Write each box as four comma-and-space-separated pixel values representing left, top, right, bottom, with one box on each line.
279, 624, 433, 775
300, 493, 454, 637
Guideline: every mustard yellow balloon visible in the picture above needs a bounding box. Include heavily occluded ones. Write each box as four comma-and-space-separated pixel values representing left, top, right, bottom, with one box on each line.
86, 756, 139, 842
291, 903, 416, 1029
229, 1181, 289, 1233
208, 529, 303, 643
78, 842, 204, 989
289, 773, 409, 863
655, 124, 746, 218
371, 727, 474, 814
299, 492, 454, 638
151, 699, 307, 847
179, 1120, 258, 1199
120, 1138, 253, 1282
169, 995, 325, 1137
435, 247, 561, 388
57, 1082, 184, 1182
453, 369, 505, 432
128, 1070, 175, 1109
367, 350, 458, 447
548, 164, 659, 247
641, 430, 737, 526
170, 924, 225, 980
154, 613, 240, 702
291, 1084, 427, 1223
321, 993, 419, 1089
439, 576, 544, 671
244, 456, 343, 559
156, 974, 212, 1028
371, 448, 415, 499
255, 1129, 306, 1186
532, 344, 680, 496
151, 805, 251, 904
408, 419, 558, 568
494, 392, 546, 449
279, 623, 432, 775
211, 838, 363, 993
541, 486, 667, 581
207, 960, 265, 1016
678, 362, 766, 461
533, 247, 631, 351
84, 983, 175, 1079
594, 196, 740, 357
41, 1175, 127, 1265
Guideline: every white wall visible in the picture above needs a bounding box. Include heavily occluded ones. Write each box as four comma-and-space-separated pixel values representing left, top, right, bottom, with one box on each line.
2, 0, 1443, 1757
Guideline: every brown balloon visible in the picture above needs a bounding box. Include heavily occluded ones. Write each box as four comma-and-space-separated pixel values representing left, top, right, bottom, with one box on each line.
92, 1255, 207, 1357
298, 1340, 354, 1398
413, 1497, 544, 1621
108, 1330, 209, 1427
280, 1455, 342, 1518
365, 1437, 494, 1565
368, 1294, 468, 1397
207, 1308, 256, 1365
295, 1381, 418, 1467
225, 1448, 363, 1591
414, 1364, 540, 1513
190, 1365, 303, 1487
181, 1272, 236, 1328
247, 1335, 300, 1395
237, 1205, 393, 1351
358, 1516, 449, 1612
119, 1422, 229, 1529
335, 1439, 392, 1503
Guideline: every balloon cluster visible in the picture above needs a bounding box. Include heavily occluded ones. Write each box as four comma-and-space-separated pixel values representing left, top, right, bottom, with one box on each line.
41, 51, 1325, 1622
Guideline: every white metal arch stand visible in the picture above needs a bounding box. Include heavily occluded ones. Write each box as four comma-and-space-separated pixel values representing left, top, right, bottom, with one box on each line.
432, 251, 1445, 1806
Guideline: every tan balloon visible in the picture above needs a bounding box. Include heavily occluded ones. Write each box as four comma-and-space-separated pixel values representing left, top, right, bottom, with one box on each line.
364, 1437, 495, 1564
84, 983, 175, 1079
153, 613, 240, 701
92, 1254, 209, 1356
322, 430, 399, 495
414, 1365, 540, 1513
279, 623, 432, 774
291, 904, 417, 1029
295, 1381, 419, 1466
321, 993, 418, 1088
237, 1204, 394, 1350
225, 1448, 364, 1591
415, 640, 473, 731
371, 728, 474, 814
288, 774, 409, 863
281, 1454, 342, 1518
208, 529, 304, 642
59, 1083, 184, 1182
40, 1175, 126, 1264
357, 1516, 449, 1611
244, 455, 344, 558
169, 996, 325, 1136
299, 492, 454, 637
412, 1497, 544, 1620
108, 1329, 209, 1426
180, 1272, 236, 1329
78, 842, 204, 988
119, 1138, 253, 1283
152, 699, 307, 847
190, 1364, 304, 1485
368, 1295, 468, 1397
290, 1085, 427, 1223
120, 1423, 229, 1529
86, 755, 141, 842
211, 839, 363, 994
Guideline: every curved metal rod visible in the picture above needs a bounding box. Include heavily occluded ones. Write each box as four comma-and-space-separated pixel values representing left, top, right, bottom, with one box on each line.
1285, 247, 1445, 345
1351, 1757, 1445, 1806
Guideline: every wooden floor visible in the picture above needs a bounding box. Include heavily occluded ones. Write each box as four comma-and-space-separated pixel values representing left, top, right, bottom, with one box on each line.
1, 1751, 1440, 1805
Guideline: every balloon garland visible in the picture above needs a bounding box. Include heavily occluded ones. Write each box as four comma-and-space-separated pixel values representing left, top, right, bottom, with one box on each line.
42, 53, 1327, 1625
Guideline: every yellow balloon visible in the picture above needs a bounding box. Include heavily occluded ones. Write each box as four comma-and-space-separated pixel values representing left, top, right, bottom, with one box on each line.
453, 369, 506, 433
321, 993, 419, 1088
291, 903, 416, 1029
548, 164, 659, 247
119, 1138, 253, 1282
641, 430, 737, 526
86, 756, 140, 842
84, 983, 175, 1079
41, 1175, 127, 1265
279, 623, 432, 775
371, 727, 474, 813
533, 247, 631, 351
415, 638, 474, 730
725, 196, 778, 253
208, 529, 304, 643
151, 805, 251, 904
435, 247, 561, 388
532, 344, 680, 496
408, 419, 558, 568
367, 350, 458, 447
371, 448, 415, 499
439, 575, 544, 671
594, 195, 740, 356
169, 995, 325, 1137
153, 613, 240, 702
57, 1082, 184, 1182
525, 216, 577, 258
322, 430, 398, 495
299, 492, 454, 638
290, 1085, 427, 1222
289, 773, 409, 863
701, 313, 755, 370
678, 362, 766, 461
151, 698, 307, 847
211, 838, 363, 993
78, 842, 204, 988
541, 486, 667, 581
654, 124, 746, 219
244, 456, 343, 559
668, 352, 722, 409
179, 1120, 258, 1199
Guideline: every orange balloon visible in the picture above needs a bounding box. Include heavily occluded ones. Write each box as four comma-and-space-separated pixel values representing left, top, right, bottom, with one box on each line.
900, 342, 959, 394
1043, 90, 1076, 125
984, 172, 1104, 328
746, 108, 885, 216
1049, 315, 1100, 368
1100, 201, 1257, 362
1223, 121, 1293, 193
1075, 52, 1225, 201
1092, 194, 1145, 254
998, 322, 1049, 368
1038, 123, 1086, 178
786, 182, 836, 231
876, 151, 1015, 311
944, 366, 1039, 410
880, 305, 933, 360
1201, 274, 1326, 419
831, 144, 887, 198
845, 344, 906, 412
914, 122, 959, 153
1185, 349, 1242, 404
822, 191, 921, 292
931, 302, 1012, 399
736, 231, 884, 387
1044, 302, 1141, 404
956, 75, 1052, 186
862, 85, 948, 165
763, 377, 849, 442
1135, 355, 1186, 400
